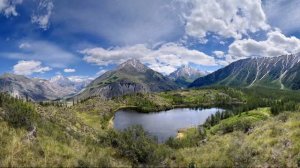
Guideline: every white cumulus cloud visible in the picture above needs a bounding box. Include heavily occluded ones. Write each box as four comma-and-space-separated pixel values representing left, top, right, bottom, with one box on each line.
81, 43, 216, 74
64, 68, 76, 73
185, 0, 269, 40
13, 60, 52, 75
227, 30, 300, 61
213, 51, 225, 58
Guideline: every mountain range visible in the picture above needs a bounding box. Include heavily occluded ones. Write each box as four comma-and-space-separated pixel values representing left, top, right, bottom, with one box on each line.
0, 74, 91, 101
3, 53, 300, 102
75, 59, 179, 100
50, 75, 92, 92
190, 53, 300, 89
168, 65, 206, 87
0, 60, 195, 101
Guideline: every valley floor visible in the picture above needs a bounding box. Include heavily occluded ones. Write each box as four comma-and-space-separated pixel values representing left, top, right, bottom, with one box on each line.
0, 87, 300, 167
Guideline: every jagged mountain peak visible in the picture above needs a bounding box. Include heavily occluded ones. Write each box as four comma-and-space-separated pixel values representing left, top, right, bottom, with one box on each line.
49, 75, 92, 92
172, 65, 203, 77
50, 75, 73, 86
76, 59, 179, 99
169, 65, 205, 79
118, 58, 148, 72
168, 65, 205, 88
50, 74, 65, 81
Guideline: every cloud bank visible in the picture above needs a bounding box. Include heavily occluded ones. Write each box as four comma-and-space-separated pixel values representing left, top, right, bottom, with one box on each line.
185, 0, 269, 40
227, 30, 300, 62
81, 43, 216, 74
13, 60, 52, 75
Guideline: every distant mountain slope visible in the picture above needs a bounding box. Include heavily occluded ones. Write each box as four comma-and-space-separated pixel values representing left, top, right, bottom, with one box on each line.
0, 73, 77, 101
76, 59, 179, 99
169, 65, 206, 87
50, 75, 74, 88
190, 54, 300, 89
50, 75, 92, 92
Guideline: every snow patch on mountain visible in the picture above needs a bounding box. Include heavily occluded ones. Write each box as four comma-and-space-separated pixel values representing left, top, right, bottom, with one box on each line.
169, 65, 206, 80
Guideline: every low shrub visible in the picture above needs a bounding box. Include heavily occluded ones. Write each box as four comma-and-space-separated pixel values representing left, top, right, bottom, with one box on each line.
106, 126, 171, 166
0, 93, 37, 129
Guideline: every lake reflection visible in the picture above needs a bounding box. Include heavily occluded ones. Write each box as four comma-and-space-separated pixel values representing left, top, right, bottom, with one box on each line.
113, 108, 224, 142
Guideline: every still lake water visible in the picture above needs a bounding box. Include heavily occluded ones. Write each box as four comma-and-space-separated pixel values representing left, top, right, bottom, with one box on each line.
113, 108, 224, 142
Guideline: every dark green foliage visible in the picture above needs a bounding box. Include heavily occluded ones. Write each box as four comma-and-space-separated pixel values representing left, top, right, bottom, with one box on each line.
0, 93, 37, 129
105, 126, 170, 165
172, 93, 184, 104
188, 161, 197, 168
132, 98, 157, 111
271, 101, 297, 115
203, 87, 300, 128
218, 117, 256, 134
100, 113, 113, 129
204, 111, 223, 127
39, 101, 64, 107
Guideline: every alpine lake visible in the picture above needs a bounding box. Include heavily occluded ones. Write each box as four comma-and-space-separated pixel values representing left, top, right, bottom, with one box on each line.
113, 107, 224, 142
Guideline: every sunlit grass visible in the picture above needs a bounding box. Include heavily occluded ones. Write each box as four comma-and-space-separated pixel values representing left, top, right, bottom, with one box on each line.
172, 110, 300, 167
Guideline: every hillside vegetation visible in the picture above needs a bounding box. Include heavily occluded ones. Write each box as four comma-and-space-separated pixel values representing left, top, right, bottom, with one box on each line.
170, 110, 300, 167
0, 88, 242, 167
0, 87, 300, 167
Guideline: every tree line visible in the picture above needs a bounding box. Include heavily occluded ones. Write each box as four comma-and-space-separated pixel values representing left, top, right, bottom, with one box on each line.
203, 87, 300, 128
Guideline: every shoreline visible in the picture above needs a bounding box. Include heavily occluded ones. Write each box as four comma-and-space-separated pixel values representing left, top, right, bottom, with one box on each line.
176, 127, 195, 139
115, 102, 241, 114
108, 116, 114, 129
107, 102, 241, 134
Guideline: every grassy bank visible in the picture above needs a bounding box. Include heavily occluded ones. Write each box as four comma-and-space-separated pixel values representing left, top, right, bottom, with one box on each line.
170, 109, 300, 167
0, 93, 131, 167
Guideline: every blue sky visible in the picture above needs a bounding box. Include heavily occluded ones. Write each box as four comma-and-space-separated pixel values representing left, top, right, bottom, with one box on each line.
1, 0, 300, 80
